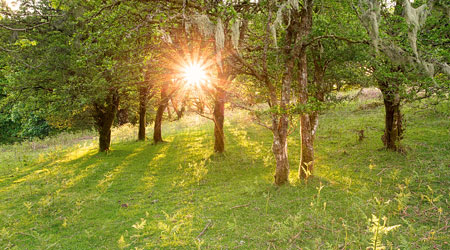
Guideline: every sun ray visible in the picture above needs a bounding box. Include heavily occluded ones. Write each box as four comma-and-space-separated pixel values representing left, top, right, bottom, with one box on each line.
181, 63, 207, 87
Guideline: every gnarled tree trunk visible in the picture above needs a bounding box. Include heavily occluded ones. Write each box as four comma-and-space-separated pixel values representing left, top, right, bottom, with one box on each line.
94, 90, 120, 152
379, 81, 403, 151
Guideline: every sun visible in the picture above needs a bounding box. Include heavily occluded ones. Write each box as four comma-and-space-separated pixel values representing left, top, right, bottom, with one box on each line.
181, 63, 208, 87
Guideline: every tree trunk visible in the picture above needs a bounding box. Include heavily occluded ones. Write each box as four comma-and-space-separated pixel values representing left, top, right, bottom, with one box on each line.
171, 97, 184, 120
166, 106, 172, 120
299, 114, 314, 179
273, 131, 289, 185
153, 84, 168, 143
297, 0, 314, 180
310, 111, 319, 141
273, 47, 294, 185
99, 126, 112, 152
138, 86, 147, 141
298, 51, 314, 179
94, 90, 120, 152
380, 82, 403, 151
213, 87, 226, 153
116, 108, 129, 125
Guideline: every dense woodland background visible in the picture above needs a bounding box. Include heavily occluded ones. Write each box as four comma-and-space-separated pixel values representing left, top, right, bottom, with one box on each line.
0, 0, 449, 249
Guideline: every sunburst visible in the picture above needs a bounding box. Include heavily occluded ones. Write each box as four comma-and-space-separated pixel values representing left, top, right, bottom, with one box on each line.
181, 62, 208, 88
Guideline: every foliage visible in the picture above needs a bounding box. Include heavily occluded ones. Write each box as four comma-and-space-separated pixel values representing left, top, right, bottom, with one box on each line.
368, 214, 400, 250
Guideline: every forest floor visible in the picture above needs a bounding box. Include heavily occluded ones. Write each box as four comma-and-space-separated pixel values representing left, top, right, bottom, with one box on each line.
0, 94, 449, 249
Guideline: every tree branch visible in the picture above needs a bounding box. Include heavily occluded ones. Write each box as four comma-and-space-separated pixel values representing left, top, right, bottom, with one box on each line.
0, 22, 49, 31
304, 35, 370, 48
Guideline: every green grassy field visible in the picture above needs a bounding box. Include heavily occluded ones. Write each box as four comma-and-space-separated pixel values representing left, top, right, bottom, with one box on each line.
0, 97, 449, 249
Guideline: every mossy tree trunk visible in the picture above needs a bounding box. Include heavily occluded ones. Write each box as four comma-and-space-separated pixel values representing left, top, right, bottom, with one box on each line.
379, 81, 403, 151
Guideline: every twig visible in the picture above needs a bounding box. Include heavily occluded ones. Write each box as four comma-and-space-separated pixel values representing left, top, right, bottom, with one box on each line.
196, 220, 212, 239
193, 110, 214, 121
230, 203, 250, 209
288, 231, 301, 243
377, 168, 389, 176
0, 22, 49, 31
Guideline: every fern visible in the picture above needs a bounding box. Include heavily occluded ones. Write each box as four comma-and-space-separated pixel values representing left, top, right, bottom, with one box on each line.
368, 214, 400, 250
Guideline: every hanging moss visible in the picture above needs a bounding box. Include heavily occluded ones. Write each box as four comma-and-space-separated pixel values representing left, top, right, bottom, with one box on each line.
215, 17, 225, 70
358, 0, 381, 53
215, 17, 225, 52
271, 0, 297, 48
231, 19, 241, 50
403, 0, 433, 59
193, 14, 214, 38
288, 0, 299, 11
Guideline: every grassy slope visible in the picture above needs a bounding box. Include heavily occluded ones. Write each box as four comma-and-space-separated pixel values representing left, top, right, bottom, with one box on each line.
0, 99, 449, 249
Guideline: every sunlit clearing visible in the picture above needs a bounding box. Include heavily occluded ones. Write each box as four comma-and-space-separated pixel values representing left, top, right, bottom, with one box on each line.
182, 63, 208, 87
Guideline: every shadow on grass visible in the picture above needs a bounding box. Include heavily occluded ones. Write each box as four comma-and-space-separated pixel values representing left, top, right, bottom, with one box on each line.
0, 141, 172, 249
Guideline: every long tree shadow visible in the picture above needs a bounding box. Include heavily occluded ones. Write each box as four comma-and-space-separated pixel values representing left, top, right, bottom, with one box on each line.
0, 144, 98, 190
0, 140, 171, 249
119, 122, 327, 248
41, 141, 172, 248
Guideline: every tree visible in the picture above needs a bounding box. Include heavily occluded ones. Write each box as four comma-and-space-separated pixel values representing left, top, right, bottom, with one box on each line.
0, 0, 155, 151
355, 0, 450, 151
230, 0, 315, 184
152, 0, 247, 153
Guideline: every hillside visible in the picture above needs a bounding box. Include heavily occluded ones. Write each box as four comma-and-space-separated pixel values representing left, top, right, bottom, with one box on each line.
1, 98, 449, 249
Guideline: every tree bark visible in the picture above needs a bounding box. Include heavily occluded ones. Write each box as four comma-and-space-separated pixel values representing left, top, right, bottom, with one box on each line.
116, 108, 129, 125
166, 106, 172, 120
94, 90, 120, 152
299, 115, 314, 179
273, 131, 289, 185
153, 83, 168, 143
138, 86, 147, 141
380, 82, 403, 151
297, 1, 314, 180
99, 126, 112, 152
213, 85, 226, 153
273, 37, 294, 185
298, 51, 315, 179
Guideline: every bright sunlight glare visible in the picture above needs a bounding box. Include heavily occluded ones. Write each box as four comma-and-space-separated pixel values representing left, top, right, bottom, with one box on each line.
4, 0, 20, 11
181, 63, 208, 87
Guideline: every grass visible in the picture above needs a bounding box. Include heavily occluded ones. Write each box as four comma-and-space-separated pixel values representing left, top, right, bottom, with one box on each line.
0, 97, 449, 249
